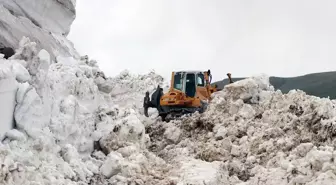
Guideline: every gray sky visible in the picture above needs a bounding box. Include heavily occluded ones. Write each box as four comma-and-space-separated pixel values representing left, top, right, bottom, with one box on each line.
68, 0, 336, 82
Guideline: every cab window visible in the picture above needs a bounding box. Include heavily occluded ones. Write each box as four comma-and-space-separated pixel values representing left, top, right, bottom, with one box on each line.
197, 73, 205, 86
173, 73, 183, 90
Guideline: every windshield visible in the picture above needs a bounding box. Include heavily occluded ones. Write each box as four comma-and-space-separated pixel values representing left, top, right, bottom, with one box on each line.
185, 73, 196, 97
173, 72, 183, 91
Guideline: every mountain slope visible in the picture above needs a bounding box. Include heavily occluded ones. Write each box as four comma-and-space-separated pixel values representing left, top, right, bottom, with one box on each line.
213, 71, 336, 99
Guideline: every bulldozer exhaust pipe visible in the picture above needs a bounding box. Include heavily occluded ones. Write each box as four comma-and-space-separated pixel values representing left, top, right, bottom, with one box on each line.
227, 73, 233, 84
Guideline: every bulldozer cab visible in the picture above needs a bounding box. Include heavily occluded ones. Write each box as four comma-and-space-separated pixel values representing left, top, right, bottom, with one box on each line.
171, 70, 211, 98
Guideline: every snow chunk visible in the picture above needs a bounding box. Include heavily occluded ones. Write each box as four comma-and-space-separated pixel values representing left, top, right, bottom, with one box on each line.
216, 74, 274, 104
5, 129, 26, 141
10, 62, 30, 83
214, 126, 227, 140
37, 49, 51, 71
176, 158, 228, 185
0, 72, 18, 140
164, 123, 182, 144
95, 76, 113, 93
100, 151, 123, 178
14, 83, 45, 138
99, 110, 146, 154
0, 60, 14, 79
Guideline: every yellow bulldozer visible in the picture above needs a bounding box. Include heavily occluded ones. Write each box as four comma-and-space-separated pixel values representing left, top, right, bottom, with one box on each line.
143, 70, 233, 121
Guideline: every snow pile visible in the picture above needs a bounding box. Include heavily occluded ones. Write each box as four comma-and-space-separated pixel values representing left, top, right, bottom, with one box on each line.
146, 74, 336, 184
0, 57, 19, 140
0, 38, 103, 184
3, 36, 336, 185
0, 1, 182, 184
2, 1, 336, 183
0, 38, 169, 185
0, 0, 79, 59
109, 69, 168, 110
3, 36, 336, 184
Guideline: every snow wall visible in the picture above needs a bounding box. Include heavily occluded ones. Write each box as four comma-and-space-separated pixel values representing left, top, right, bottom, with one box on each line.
0, 0, 78, 140
0, 74, 17, 140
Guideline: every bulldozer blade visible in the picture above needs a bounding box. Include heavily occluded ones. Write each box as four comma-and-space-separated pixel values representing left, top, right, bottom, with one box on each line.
144, 106, 149, 117
143, 86, 164, 117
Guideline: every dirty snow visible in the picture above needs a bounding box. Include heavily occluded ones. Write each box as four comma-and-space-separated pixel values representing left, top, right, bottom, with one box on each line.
146, 74, 336, 185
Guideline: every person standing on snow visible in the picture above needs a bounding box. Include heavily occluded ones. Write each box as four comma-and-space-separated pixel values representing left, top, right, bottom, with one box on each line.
144, 91, 150, 117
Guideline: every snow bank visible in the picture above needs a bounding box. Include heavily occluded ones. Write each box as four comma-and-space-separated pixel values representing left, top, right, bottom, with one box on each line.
0, 37, 170, 184
0, 39, 108, 184
146, 75, 336, 184
109, 69, 168, 112
0, 60, 18, 140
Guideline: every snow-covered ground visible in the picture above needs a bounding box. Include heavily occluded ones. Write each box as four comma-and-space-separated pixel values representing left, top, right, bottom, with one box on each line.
2, 1, 336, 185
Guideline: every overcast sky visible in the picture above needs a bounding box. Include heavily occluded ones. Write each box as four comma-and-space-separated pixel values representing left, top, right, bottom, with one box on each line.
68, 0, 336, 82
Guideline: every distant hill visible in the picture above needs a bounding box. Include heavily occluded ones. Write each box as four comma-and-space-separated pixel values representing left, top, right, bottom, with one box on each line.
212, 71, 336, 99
